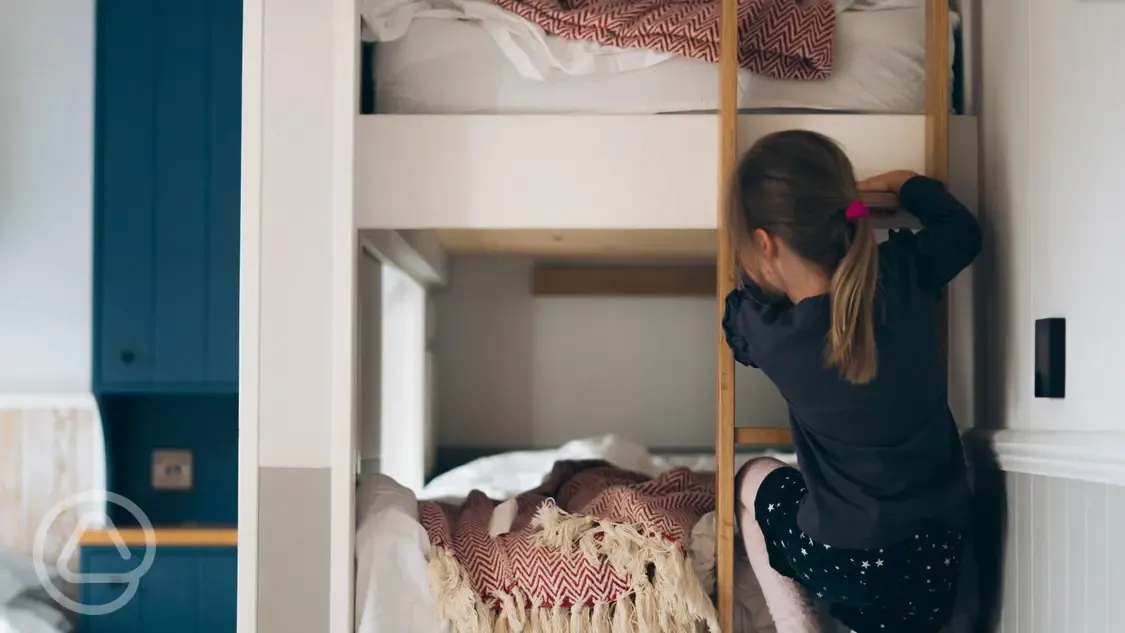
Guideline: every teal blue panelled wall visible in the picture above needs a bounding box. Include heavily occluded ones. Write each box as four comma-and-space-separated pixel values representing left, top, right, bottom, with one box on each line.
88, 0, 242, 630
80, 546, 236, 633
100, 395, 238, 526
94, 0, 241, 394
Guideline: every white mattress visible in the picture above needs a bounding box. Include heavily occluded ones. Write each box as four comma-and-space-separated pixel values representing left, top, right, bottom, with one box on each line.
371, 7, 956, 114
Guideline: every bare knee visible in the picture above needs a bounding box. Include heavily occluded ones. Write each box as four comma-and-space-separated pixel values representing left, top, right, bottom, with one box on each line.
735, 457, 788, 519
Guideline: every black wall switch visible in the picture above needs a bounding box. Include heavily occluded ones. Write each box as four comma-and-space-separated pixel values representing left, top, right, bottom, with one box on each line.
1034, 317, 1066, 398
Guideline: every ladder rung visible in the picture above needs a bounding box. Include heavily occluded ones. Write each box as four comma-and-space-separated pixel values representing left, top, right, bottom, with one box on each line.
733, 427, 793, 446
860, 191, 898, 210
870, 213, 920, 231
861, 192, 921, 231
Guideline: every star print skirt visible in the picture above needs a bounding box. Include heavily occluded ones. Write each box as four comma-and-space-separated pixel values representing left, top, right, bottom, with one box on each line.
752, 467, 964, 633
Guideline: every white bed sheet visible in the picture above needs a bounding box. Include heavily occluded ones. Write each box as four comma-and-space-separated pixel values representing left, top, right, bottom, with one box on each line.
371, 7, 957, 114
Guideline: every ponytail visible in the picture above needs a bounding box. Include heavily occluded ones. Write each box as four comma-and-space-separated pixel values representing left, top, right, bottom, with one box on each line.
825, 219, 879, 384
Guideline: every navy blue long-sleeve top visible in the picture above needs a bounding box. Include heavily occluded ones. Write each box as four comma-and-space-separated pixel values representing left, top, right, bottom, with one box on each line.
723, 175, 982, 549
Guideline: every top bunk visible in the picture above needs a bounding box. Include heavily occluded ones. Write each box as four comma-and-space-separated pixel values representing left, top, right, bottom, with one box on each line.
361, 0, 965, 116
355, 0, 975, 237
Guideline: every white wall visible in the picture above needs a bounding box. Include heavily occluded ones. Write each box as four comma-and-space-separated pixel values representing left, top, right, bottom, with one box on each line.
978, 0, 1125, 431
433, 257, 790, 449
0, 1, 95, 393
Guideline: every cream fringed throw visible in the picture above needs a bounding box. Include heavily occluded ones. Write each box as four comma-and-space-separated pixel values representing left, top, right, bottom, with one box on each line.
418, 460, 721, 633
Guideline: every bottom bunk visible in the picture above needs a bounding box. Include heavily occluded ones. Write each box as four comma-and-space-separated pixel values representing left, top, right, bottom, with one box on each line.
354, 435, 812, 633
355, 237, 976, 633
353, 436, 976, 633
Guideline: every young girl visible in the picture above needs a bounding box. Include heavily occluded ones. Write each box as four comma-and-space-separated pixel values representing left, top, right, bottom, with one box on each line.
722, 130, 981, 633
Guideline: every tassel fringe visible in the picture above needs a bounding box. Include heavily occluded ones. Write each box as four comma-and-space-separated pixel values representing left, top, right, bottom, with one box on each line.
425, 501, 720, 633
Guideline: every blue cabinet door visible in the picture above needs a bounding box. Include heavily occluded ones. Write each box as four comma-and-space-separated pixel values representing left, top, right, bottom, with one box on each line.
197, 550, 238, 633
136, 552, 202, 633
80, 579, 143, 633
94, 0, 241, 393
79, 546, 150, 633
80, 545, 236, 633
205, 0, 244, 387
94, 0, 158, 388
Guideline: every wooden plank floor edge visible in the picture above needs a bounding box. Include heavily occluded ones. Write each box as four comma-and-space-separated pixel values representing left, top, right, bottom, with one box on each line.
531, 264, 716, 296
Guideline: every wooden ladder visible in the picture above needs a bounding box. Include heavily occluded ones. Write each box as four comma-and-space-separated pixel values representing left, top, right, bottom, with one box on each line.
712, 1, 953, 630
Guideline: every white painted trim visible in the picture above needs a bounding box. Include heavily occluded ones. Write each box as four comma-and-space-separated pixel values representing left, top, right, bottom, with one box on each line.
329, 0, 359, 631
238, 0, 264, 629
359, 230, 447, 287
354, 115, 983, 230
964, 428, 1125, 487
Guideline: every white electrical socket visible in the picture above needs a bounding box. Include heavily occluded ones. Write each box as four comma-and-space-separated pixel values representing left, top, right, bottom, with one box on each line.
152, 449, 194, 490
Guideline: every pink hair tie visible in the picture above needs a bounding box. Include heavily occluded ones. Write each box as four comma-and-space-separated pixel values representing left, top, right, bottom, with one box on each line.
845, 200, 870, 222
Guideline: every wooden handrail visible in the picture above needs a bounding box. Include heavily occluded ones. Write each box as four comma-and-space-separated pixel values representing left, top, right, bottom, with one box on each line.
714, 0, 739, 626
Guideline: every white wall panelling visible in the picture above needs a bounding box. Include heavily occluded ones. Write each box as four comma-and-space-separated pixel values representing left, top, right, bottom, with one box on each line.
972, 468, 1121, 633
966, 428, 1125, 487
967, 429, 1125, 631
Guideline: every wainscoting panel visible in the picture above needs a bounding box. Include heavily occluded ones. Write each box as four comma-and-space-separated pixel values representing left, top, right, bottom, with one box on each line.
973, 457, 1123, 632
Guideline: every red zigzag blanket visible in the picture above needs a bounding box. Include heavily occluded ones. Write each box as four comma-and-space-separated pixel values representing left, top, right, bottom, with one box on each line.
484, 0, 837, 80
419, 459, 720, 632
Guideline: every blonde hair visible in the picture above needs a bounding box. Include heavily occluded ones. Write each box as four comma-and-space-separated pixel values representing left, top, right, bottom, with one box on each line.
726, 130, 879, 384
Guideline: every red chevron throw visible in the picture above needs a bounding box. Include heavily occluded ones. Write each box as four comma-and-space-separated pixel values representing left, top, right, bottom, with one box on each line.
484, 0, 836, 80
419, 459, 720, 632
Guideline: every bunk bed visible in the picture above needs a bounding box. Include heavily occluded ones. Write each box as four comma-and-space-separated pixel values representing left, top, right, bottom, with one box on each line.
352, 0, 974, 630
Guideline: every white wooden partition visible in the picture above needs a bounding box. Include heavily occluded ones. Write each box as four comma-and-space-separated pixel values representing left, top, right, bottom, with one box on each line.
239, 0, 359, 631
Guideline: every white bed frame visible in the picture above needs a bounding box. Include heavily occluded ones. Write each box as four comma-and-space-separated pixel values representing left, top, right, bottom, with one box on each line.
238, 0, 979, 630
361, 114, 935, 230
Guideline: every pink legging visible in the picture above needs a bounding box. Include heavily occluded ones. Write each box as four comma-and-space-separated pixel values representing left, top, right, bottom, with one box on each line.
736, 457, 821, 633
